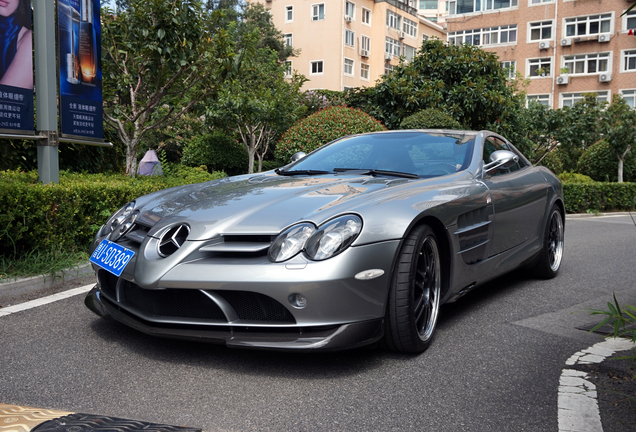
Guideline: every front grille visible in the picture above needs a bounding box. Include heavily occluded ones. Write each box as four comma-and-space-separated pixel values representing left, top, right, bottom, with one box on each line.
98, 269, 118, 300
121, 282, 226, 321
112, 282, 296, 324
217, 291, 296, 323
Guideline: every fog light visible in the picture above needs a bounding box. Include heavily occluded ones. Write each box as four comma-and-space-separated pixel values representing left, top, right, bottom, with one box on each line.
289, 293, 307, 309
354, 269, 385, 280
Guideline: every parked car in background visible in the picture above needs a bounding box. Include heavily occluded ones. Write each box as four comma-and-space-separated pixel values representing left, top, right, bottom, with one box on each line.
85, 130, 564, 353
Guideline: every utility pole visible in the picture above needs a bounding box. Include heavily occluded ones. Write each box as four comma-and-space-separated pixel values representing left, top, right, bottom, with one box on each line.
33, 0, 60, 184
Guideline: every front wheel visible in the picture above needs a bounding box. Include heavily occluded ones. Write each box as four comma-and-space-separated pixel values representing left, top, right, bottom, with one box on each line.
384, 224, 442, 354
532, 204, 564, 279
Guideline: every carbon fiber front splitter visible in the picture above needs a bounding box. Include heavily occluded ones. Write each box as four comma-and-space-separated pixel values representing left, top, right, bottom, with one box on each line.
85, 286, 384, 352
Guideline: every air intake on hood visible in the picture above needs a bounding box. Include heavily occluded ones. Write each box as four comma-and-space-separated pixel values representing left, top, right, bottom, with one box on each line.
158, 224, 190, 257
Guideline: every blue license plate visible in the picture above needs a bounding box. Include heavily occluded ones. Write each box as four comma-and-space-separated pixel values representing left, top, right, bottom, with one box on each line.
90, 239, 135, 277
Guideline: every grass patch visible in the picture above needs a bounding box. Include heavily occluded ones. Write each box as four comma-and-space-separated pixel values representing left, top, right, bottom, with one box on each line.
0, 246, 89, 282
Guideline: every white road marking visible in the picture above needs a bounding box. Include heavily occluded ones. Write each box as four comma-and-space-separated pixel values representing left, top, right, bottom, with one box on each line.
0, 284, 94, 318
558, 338, 636, 432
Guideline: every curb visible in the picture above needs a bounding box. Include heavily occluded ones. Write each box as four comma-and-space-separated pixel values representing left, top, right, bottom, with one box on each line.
0, 263, 94, 306
565, 212, 634, 219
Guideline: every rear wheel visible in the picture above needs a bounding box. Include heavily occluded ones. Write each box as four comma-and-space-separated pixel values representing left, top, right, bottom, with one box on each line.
384, 224, 442, 354
533, 204, 564, 279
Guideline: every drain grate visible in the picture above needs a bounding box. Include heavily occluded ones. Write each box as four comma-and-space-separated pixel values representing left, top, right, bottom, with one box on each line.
32, 413, 201, 432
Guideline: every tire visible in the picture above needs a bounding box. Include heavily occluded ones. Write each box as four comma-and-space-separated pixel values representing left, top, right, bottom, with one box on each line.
384, 224, 442, 354
533, 204, 565, 279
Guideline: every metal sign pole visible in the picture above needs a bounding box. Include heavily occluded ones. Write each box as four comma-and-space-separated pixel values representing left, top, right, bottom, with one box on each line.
33, 0, 60, 184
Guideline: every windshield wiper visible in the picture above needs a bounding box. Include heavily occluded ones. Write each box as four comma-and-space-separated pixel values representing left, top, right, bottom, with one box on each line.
275, 168, 332, 176
334, 168, 419, 179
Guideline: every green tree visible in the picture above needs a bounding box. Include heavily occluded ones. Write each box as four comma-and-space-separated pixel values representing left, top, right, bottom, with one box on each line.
513, 101, 564, 164
209, 49, 307, 173
101, 0, 244, 176
601, 95, 636, 183
553, 94, 605, 172
373, 39, 524, 130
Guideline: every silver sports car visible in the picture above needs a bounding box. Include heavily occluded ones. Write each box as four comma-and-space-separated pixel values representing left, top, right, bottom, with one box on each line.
85, 130, 564, 353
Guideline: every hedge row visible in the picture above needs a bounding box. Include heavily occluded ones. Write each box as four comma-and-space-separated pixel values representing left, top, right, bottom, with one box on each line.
1, 170, 634, 257
0, 168, 225, 257
563, 182, 636, 213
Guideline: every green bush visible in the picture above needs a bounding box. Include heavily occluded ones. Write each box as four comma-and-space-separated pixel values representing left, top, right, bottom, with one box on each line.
260, 159, 285, 172
536, 150, 564, 175
275, 106, 386, 163
563, 182, 636, 213
181, 132, 248, 176
0, 169, 225, 257
558, 171, 595, 184
399, 109, 463, 130
577, 139, 636, 182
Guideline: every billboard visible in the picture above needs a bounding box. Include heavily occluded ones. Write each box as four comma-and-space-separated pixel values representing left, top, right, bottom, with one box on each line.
0, 0, 34, 133
58, 0, 103, 140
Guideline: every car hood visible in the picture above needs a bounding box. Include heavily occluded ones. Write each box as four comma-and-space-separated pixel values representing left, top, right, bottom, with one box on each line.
134, 172, 473, 243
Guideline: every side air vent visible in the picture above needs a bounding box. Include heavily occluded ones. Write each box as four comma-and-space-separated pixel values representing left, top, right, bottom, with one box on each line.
158, 224, 190, 257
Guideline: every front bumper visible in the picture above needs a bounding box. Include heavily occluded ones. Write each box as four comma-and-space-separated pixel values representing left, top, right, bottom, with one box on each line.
85, 286, 384, 351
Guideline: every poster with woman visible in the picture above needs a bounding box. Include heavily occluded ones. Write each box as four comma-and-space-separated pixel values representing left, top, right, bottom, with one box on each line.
57, 0, 103, 140
0, 0, 34, 133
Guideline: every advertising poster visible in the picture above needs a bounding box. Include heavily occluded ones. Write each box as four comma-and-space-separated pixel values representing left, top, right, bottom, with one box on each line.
58, 0, 103, 140
0, 0, 34, 133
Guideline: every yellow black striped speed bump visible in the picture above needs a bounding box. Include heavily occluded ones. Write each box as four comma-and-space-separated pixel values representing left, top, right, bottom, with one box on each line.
0, 405, 201, 432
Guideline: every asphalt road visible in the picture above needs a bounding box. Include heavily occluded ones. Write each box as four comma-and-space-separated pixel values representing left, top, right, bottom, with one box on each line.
1, 214, 635, 432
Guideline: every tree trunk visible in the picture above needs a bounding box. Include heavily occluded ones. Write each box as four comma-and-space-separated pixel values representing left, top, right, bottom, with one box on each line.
123, 135, 141, 177
247, 145, 256, 174
617, 158, 624, 183
257, 154, 263, 173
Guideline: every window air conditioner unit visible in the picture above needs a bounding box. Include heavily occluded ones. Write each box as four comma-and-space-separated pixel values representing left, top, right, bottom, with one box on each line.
556, 76, 569, 85
345, 15, 352, 23
399, 31, 405, 39
560, 38, 572, 46
599, 73, 612, 82
597, 34, 611, 42
385, 52, 393, 61
539, 41, 550, 50
361, 49, 369, 58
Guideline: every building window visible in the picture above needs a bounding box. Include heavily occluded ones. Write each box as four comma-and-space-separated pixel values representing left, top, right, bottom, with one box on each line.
344, 58, 354, 76
285, 6, 293, 22
420, 0, 438, 9
527, 94, 550, 107
361, 63, 370, 80
529, 21, 553, 41
284, 61, 292, 77
311, 60, 324, 74
500, 61, 516, 79
345, 30, 355, 47
528, 58, 552, 77
361, 35, 371, 52
362, 8, 371, 24
530, 0, 553, 4
403, 18, 417, 37
345, 1, 355, 19
422, 34, 430, 41
620, 90, 635, 109
385, 64, 395, 75
387, 10, 401, 29
622, 50, 636, 72
483, 25, 517, 45
386, 37, 401, 56
563, 53, 610, 75
284, 34, 293, 47
565, 14, 612, 37
450, 0, 518, 16
561, 91, 609, 108
624, 11, 636, 31
448, 29, 480, 45
312, 4, 325, 21
403, 44, 416, 61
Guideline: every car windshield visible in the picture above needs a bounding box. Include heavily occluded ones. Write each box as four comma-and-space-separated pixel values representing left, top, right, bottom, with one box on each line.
285, 131, 476, 178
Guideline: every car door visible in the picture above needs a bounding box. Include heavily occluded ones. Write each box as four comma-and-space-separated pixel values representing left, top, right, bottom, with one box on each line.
481, 135, 548, 257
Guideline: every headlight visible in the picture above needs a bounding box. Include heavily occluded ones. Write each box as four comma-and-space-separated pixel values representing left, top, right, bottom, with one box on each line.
268, 223, 316, 262
305, 215, 362, 261
99, 201, 136, 239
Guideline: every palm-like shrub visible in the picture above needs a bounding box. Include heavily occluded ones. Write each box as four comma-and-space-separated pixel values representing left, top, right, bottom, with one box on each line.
275, 106, 386, 163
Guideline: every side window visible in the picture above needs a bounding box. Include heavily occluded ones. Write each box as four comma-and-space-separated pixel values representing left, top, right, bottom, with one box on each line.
483, 136, 522, 176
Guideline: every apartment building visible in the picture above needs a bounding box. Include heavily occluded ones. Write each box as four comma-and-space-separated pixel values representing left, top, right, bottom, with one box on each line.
446, 0, 636, 109
255, 0, 445, 91
417, 0, 448, 24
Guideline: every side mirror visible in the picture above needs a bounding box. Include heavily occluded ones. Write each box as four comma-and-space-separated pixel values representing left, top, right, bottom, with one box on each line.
290, 151, 307, 163
484, 150, 519, 174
